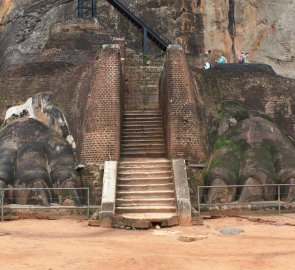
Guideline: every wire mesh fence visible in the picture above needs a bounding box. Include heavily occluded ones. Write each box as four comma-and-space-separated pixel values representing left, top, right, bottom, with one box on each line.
197, 184, 295, 215
0, 187, 90, 222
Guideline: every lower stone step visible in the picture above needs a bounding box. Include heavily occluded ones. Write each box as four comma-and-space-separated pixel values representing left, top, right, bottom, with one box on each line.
118, 176, 173, 185
117, 183, 174, 191
116, 190, 175, 199
116, 198, 176, 207
116, 205, 176, 214
118, 165, 171, 171
118, 171, 172, 178
120, 158, 170, 165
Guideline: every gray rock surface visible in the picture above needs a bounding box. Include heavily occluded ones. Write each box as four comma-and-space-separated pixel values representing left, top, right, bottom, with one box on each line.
219, 227, 244, 235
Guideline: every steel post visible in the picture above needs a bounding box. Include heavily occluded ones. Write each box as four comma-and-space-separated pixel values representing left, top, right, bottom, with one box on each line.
78, 0, 82, 17
143, 27, 148, 55
197, 186, 201, 214
91, 0, 95, 17
278, 185, 281, 215
1, 190, 4, 222
87, 188, 90, 219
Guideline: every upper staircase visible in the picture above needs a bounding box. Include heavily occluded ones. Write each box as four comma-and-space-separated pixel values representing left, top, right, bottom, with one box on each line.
121, 110, 166, 158
77, 0, 172, 54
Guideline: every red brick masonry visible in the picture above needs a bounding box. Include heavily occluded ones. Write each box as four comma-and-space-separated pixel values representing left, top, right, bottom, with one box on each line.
160, 45, 208, 163
80, 45, 122, 163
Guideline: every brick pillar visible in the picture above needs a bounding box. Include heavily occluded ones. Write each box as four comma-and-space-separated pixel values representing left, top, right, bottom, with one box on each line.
80, 44, 122, 163
160, 45, 208, 163
112, 37, 126, 77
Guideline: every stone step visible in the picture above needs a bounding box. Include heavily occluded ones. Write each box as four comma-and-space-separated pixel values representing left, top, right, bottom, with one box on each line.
123, 111, 162, 117
119, 213, 177, 221
118, 171, 172, 178
121, 147, 165, 152
122, 142, 165, 146
116, 198, 176, 207
122, 134, 164, 140
123, 119, 163, 123
122, 131, 164, 137
121, 146, 165, 150
117, 183, 174, 191
122, 127, 163, 132
116, 206, 176, 214
121, 138, 165, 144
122, 118, 162, 123
116, 190, 175, 199
122, 124, 163, 129
121, 152, 166, 158
119, 159, 170, 166
118, 165, 171, 172
123, 116, 162, 121
121, 147, 166, 157
117, 176, 173, 185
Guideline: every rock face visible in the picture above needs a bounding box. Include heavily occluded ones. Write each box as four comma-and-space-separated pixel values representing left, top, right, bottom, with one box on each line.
204, 102, 295, 204
1, 0, 295, 78
95, 0, 204, 54
0, 0, 74, 69
200, 0, 295, 78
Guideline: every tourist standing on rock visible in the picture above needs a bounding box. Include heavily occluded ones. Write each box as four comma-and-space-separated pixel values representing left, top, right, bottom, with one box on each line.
244, 53, 250, 63
217, 53, 227, 64
238, 52, 246, 64
204, 62, 211, 70
205, 49, 212, 58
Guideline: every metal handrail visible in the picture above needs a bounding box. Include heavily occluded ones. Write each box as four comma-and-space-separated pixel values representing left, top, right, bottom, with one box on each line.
109, 0, 173, 47
77, 0, 173, 53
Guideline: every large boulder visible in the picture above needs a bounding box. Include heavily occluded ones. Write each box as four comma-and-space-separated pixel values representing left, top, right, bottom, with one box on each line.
205, 102, 295, 203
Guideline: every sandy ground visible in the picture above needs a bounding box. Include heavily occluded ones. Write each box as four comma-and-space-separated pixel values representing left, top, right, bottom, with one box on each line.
1, 215, 295, 270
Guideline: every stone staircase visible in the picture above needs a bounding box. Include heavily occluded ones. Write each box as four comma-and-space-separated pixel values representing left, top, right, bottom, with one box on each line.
116, 158, 176, 219
94, 50, 194, 228
114, 109, 178, 226
121, 110, 166, 158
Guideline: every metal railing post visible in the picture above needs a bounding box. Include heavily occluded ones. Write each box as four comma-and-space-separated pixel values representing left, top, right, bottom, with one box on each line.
87, 188, 90, 219
77, 0, 82, 17
143, 27, 148, 55
278, 185, 281, 215
1, 189, 4, 222
91, 0, 95, 17
197, 186, 201, 214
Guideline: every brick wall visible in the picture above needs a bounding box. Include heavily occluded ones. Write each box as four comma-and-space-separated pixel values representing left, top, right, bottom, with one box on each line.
0, 62, 94, 147
159, 45, 208, 163
124, 48, 164, 110
80, 45, 122, 163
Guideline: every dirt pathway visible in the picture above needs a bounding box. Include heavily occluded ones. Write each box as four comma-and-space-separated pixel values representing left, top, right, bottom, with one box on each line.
1, 215, 295, 270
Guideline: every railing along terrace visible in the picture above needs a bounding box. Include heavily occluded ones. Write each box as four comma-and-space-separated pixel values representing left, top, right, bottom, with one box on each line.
197, 184, 295, 215
0, 187, 90, 222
